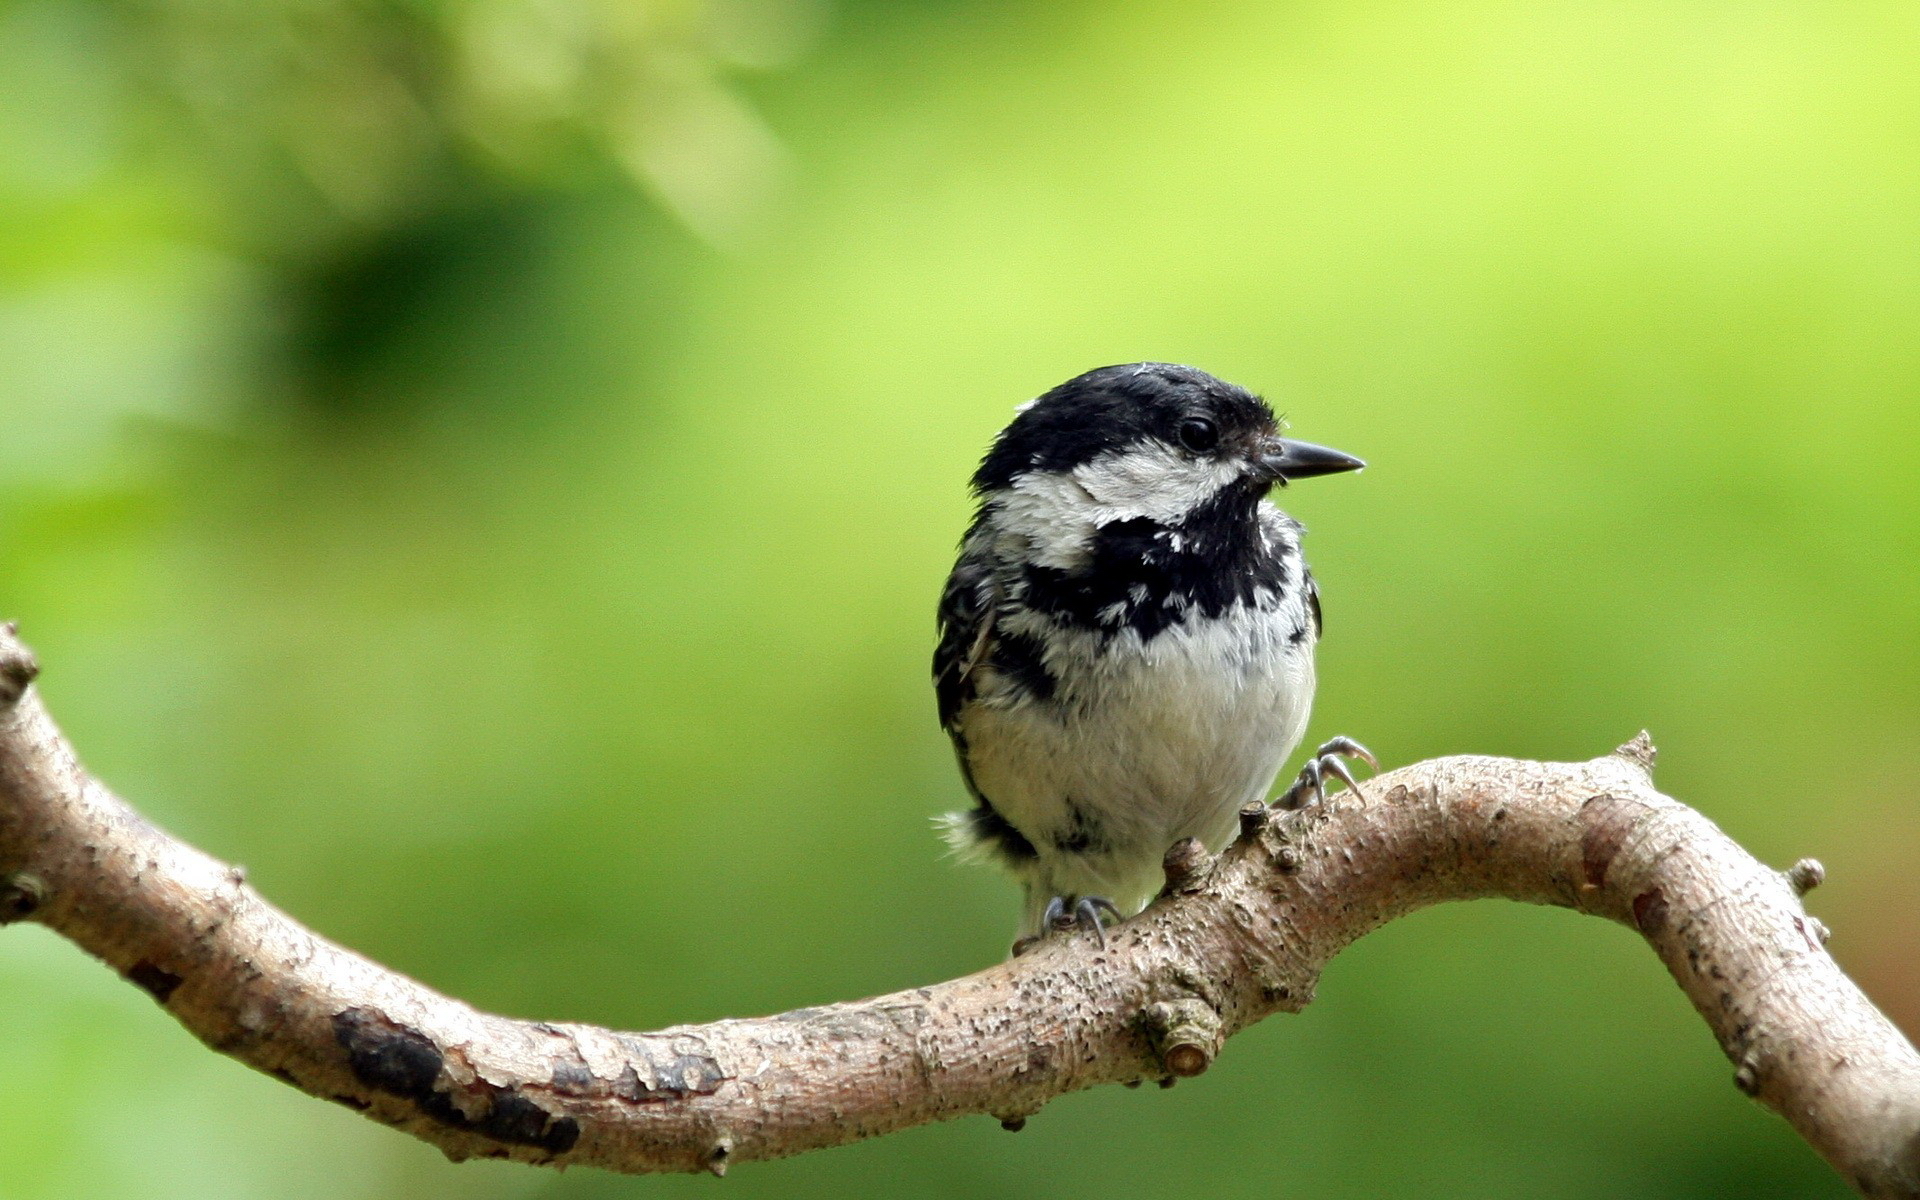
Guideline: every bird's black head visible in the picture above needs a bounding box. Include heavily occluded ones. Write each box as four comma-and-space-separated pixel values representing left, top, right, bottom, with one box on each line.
973, 363, 1362, 497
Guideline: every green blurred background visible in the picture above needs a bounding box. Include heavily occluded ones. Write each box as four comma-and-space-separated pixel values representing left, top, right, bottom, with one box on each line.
2, 0, 1917, 1196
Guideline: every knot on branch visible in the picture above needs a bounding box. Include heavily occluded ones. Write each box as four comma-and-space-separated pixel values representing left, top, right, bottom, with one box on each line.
0, 622, 40, 708
1236, 801, 1270, 844
992, 1099, 1045, 1132
1785, 858, 1825, 896
1143, 997, 1222, 1079
1612, 730, 1657, 774
1161, 838, 1213, 895
0, 872, 46, 923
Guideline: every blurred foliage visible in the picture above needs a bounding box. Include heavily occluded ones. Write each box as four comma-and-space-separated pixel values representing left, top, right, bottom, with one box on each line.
79, 0, 814, 246
3, 0, 1918, 1197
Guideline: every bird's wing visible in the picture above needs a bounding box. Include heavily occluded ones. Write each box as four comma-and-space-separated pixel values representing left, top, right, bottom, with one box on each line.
933, 541, 997, 737
1305, 567, 1324, 640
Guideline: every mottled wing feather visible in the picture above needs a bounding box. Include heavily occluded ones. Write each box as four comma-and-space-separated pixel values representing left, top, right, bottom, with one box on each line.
1305, 568, 1324, 639
933, 552, 996, 735
932, 549, 1040, 867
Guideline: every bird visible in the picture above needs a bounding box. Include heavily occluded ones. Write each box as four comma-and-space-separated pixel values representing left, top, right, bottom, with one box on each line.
933, 362, 1374, 946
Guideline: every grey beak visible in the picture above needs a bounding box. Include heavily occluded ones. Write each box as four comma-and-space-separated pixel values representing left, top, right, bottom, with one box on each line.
1253, 437, 1366, 485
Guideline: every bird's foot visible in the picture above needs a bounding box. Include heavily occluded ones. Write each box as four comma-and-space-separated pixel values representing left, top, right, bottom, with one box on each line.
1040, 895, 1124, 949
1276, 736, 1380, 810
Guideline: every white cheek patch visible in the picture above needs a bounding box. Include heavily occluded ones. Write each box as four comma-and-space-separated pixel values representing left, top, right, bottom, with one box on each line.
992, 473, 1101, 570
990, 439, 1244, 572
1069, 440, 1244, 525
988, 440, 1244, 571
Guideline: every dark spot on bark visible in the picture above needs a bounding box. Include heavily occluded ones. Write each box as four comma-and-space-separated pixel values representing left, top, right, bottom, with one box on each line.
412, 1082, 578, 1154
334, 1008, 444, 1100
333, 1093, 371, 1112
128, 960, 183, 1004
331, 1007, 584, 1154
472, 1092, 578, 1151
1632, 888, 1669, 933
1579, 793, 1642, 888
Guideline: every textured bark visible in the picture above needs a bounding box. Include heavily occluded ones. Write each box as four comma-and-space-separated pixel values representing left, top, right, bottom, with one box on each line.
1, 623, 1917, 1194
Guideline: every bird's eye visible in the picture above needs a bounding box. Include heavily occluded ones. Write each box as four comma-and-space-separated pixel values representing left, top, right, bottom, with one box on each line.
1177, 417, 1220, 453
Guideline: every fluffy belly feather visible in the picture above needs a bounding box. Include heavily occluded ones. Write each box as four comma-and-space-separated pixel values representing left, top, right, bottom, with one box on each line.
960, 606, 1315, 913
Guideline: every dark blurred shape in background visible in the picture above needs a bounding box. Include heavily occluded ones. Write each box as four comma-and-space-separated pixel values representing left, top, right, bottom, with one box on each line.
2, 2, 1916, 1198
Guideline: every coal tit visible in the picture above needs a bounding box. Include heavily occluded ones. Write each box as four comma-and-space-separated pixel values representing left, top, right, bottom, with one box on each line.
934, 363, 1373, 944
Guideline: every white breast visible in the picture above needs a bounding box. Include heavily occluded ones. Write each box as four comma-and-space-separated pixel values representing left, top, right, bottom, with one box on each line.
959, 596, 1316, 915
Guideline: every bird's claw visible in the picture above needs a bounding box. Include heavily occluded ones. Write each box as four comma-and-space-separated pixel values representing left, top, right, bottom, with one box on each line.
1277, 736, 1379, 809
1042, 895, 1124, 948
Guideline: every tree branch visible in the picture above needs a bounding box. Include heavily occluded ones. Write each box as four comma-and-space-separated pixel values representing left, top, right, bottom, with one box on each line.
1, 622, 1916, 1195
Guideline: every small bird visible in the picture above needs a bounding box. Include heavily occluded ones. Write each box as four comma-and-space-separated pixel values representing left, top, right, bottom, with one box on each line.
934, 363, 1374, 944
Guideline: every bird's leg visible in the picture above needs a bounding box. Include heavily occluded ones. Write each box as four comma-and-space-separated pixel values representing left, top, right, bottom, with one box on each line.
1073, 897, 1123, 948
1042, 895, 1070, 931
1277, 736, 1380, 809
1011, 895, 1124, 954
1010, 896, 1070, 956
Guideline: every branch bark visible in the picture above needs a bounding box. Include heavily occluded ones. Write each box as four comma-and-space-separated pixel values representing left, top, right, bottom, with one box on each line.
1, 623, 1916, 1195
